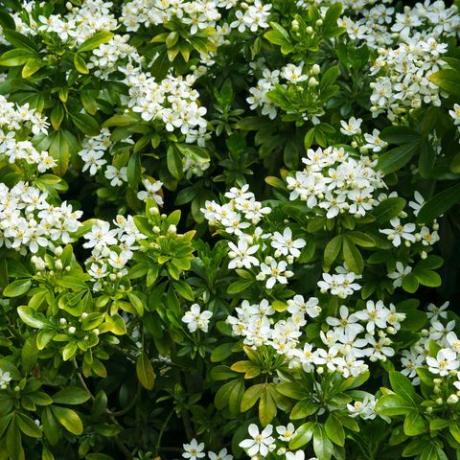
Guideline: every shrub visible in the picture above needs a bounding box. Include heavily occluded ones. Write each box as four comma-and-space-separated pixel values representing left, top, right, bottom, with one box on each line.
0, 0, 460, 459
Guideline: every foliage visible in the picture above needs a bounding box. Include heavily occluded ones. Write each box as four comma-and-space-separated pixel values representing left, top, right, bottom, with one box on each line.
0, 1, 460, 460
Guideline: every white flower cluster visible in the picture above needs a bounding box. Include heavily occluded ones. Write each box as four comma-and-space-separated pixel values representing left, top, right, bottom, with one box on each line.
88, 34, 142, 79
182, 439, 232, 460
247, 62, 320, 120
35, 0, 117, 45
287, 147, 386, 218
400, 302, 460, 394
239, 423, 317, 459
121, 0, 270, 39
182, 303, 213, 333
347, 393, 384, 421
369, 38, 448, 120
317, 266, 362, 299
449, 103, 460, 136
228, 297, 405, 378
0, 182, 82, 254
78, 128, 112, 176
227, 296, 320, 351
77, 128, 132, 188
339, 0, 459, 50
0, 368, 12, 390
121, 0, 222, 33
0, 95, 55, 172
123, 68, 208, 145
83, 216, 146, 288
202, 185, 308, 290
379, 191, 440, 249
230, 0, 271, 33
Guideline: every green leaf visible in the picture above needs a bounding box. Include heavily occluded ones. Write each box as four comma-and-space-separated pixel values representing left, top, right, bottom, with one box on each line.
380, 126, 420, 145
429, 69, 460, 96
16, 413, 42, 438
402, 273, 419, 293
449, 422, 460, 443
227, 279, 252, 294
290, 399, 317, 420
167, 145, 183, 180
136, 352, 155, 390
325, 414, 345, 447
313, 425, 334, 460
73, 53, 89, 74
240, 384, 264, 412
22, 59, 42, 78
127, 152, 141, 188
276, 382, 305, 400
70, 113, 100, 136
52, 387, 91, 405
414, 270, 441, 288
289, 422, 315, 450
417, 183, 460, 223
127, 292, 145, 316
3, 279, 31, 297
48, 131, 68, 176
403, 410, 427, 436
377, 143, 418, 174
342, 237, 363, 274
17, 306, 48, 329
258, 385, 277, 426
0, 48, 37, 66
51, 407, 83, 435
78, 31, 114, 52
373, 197, 406, 224
50, 104, 65, 130
324, 235, 342, 270
6, 419, 24, 460
210, 343, 234, 363
347, 232, 375, 248
389, 372, 417, 401
375, 394, 413, 416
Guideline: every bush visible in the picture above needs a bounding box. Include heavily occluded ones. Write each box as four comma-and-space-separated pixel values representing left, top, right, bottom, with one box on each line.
0, 0, 460, 459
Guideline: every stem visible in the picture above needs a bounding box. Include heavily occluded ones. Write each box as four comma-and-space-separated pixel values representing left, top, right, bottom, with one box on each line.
155, 410, 174, 455
72, 359, 133, 459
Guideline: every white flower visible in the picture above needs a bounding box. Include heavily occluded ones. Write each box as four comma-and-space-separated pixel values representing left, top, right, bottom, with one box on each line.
137, 178, 163, 205
387, 262, 412, 288
276, 423, 295, 442
380, 218, 416, 247
208, 448, 232, 460
271, 228, 306, 258
285, 451, 306, 460
317, 271, 361, 299
354, 300, 389, 334
408, 191, 425, 216
0, 369, 12, 389
426, 301, 449, 321
401, 350, 424, 381
347, 395, 378, 420
105, 165, 128, 187
182, 304, 212, 333
363, 129, 387, 152
228, 240, 259, 269
83, 221, 118, 250
182, 439, 205, 460
258, 259, 293, 289
340, 117, 362, 136
426, 348, 459, 376
327, 306, 364, 341
239, 424, 275, 457
449, 103, 460, 125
